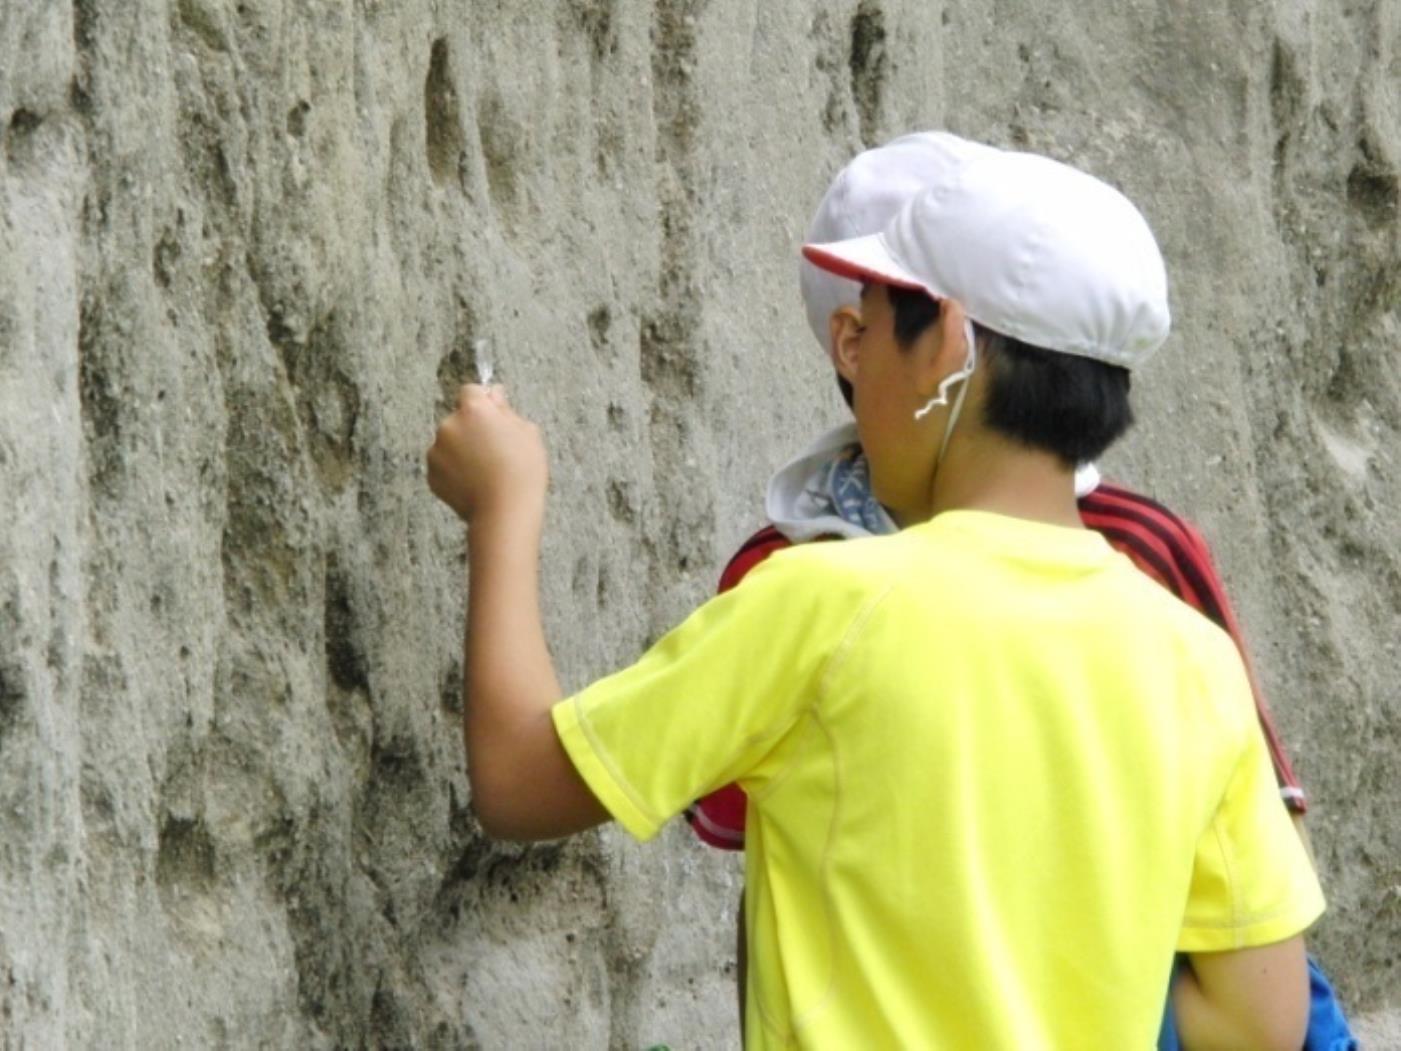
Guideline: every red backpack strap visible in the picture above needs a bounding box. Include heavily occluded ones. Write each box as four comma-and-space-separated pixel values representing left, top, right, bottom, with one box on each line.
1080, 484, 1307, 813
718, 525, 793, 593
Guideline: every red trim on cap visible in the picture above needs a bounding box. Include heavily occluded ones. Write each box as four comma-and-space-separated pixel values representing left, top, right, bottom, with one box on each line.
801, 245, 928, 293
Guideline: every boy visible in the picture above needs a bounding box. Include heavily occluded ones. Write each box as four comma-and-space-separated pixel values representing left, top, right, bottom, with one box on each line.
686, 134, 1353, 1049
427, 141, 1323, 1046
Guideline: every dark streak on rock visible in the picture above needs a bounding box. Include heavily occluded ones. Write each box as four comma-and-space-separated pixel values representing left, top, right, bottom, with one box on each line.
156, 814, 217, 894
0, 660, 25, 749
323, 553, 368, 695
849, 1, 887, 146
424, 38, 466, 188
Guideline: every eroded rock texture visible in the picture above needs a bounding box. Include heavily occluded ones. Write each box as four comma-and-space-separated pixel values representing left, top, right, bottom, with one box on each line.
0, 1, 1396, 1046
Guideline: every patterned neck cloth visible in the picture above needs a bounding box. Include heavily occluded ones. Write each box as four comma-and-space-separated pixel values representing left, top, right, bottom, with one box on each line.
817, 445, 898, 536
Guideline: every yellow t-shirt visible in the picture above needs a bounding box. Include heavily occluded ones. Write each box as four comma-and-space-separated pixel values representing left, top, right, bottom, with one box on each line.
552, 511, 1324, 1048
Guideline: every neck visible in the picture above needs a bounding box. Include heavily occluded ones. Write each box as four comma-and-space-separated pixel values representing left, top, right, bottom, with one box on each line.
920, 430, 1084, 529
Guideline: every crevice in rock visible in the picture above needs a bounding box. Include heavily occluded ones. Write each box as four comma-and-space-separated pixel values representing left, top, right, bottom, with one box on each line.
286, 99, 310, 138
368, 981, 414, 1048
2, 109, 42, 169
435, 294, 481, 416
175, 0, 229, 52
1346, 148, 1399, 229
638, 311, 699, 401
155, 814, 217, 895
324, 554, 368, 696
849, 1, 887, 146
289, 313, 361, 494
258, 805, 369, 1040
809, 9, 847, 135
605, 479, 636, 524
569, 0, 619, 64
1268, 37, 1305, 200
438, 656, 462, 716
216, 378, 306, 619
152, 216, 184, 290
424, 37, 466, 188
0, 660, 25, 751
587, 304, 612, 358
77, 291, 125, 499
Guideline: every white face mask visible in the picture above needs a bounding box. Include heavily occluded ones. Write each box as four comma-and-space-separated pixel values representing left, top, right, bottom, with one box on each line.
913, 318, 978, 467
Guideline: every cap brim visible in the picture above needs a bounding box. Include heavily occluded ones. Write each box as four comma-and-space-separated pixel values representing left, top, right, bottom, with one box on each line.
801, 234, 929, 295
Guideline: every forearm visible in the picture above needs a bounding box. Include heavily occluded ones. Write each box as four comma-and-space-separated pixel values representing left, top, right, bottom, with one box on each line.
466, 506, 559, 711
463, 506, 562, 804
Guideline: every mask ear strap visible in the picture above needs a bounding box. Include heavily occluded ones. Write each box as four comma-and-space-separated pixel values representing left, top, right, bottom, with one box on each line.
914, 318, 978, 422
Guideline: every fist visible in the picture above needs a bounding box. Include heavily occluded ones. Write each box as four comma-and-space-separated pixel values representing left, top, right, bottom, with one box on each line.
427, 384, 549, 523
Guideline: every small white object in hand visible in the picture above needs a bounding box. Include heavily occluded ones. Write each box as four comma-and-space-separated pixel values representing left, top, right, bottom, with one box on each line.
474, 338, 493, 385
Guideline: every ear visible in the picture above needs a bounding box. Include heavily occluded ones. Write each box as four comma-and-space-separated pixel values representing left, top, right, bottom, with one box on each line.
828, 306, 864, 384
911, 298, 971, 397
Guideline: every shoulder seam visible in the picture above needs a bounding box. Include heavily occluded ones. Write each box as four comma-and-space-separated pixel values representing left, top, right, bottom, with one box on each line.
745, 578, 896, 807
817, 581, 898, 707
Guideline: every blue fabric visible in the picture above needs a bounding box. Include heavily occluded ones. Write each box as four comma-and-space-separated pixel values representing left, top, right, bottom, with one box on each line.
818, 446, 895, 536
1157, 955, 1356, 1050
1303, 958, 1359, 1051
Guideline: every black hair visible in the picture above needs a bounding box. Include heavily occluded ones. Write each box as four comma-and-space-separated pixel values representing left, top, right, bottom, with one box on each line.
884, 284, 1134, 466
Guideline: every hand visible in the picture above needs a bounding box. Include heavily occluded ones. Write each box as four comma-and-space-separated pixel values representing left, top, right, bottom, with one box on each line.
427, 384, 548, 524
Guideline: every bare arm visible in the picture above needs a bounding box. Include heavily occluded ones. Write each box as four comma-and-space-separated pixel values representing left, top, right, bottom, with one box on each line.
429, 384, 609, 841
463, 509, 608, 840
1173, 935, 1309, 1051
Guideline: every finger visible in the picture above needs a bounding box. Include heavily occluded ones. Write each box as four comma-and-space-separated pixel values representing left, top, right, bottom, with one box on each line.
460, 383, 505, 414
487, 384, 509, 407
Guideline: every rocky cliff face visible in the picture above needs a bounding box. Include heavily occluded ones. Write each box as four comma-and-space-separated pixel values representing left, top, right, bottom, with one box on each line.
0, 1, 1396, 1046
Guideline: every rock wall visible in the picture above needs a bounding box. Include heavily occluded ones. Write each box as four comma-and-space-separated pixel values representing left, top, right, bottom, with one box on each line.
0, 1, 1396, 1046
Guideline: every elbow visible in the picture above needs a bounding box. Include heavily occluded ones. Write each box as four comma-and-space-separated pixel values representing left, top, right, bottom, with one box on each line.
467, 761, 536, 842
471, 803, 530, 843
467, 766, 520, 841
1238, 1027, 1305, 1051
469, 793, 508, 840
1178, 1013, 1307, 1051
1257, 1014, 1309, 1051
1252, 966, 1311, 1051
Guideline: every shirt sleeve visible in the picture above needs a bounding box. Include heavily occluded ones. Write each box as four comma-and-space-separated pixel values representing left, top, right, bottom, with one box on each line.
1178, 654, 1326, 951
552, 547, 880, 842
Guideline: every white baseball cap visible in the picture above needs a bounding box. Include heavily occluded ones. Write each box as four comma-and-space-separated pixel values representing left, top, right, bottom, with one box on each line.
800, 132, 1001, 359
803, 143, 1171, 370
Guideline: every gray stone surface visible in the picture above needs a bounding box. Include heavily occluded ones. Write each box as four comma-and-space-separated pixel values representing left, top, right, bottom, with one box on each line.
1357, 1008, 1401, 1048
0, 0, 1396, 1047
